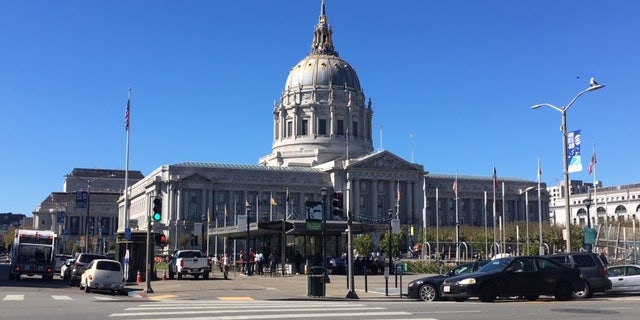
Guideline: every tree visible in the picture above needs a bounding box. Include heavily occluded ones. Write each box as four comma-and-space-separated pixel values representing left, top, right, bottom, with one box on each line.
354, 233, 374, 257
380, 230, 406, 259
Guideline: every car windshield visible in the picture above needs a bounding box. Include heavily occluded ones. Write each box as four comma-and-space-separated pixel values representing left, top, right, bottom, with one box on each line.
96, 261, 121, 271
477, 258, 511, 273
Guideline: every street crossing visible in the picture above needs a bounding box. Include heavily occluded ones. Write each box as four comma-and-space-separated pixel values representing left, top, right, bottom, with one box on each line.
108, 300, 435, 320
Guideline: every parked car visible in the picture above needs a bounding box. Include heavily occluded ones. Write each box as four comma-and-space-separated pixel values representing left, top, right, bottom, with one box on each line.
407, 260, 489, 301
606, 264, 640, 294
68, 253, 107, 286
168, 250, 211, 280
60, 258, 75, 282
79, 259, 125, 295
544, 252, 611, 298
441, 256, 585, 302
55, 254, 72, 274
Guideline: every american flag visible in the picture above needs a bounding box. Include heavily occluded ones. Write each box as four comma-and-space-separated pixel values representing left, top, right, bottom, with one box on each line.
125, 97, 130, 131
588, 151, 597, 175
493, 166, 498, 190
452, 175, 458, 196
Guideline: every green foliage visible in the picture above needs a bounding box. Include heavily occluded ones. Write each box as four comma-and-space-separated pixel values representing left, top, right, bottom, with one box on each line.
354, 233, 374, 257
380, 230, 406, 258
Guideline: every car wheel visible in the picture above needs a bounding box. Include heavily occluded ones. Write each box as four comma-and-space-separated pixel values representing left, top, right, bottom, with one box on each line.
573, 283, 592, 299
418, 284, 438, 302
555, 282, 573, 301
479, 283, 498, 302
84, 284, 91, 293
203, 272, 210, 280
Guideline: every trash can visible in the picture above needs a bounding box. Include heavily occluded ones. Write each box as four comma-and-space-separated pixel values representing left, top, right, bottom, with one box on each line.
307, 266, 326, 297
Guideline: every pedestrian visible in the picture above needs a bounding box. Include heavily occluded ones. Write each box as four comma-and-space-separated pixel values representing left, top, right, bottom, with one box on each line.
294, 251, 302, 275
256, 251, 265, 275
239, 250, 246, 274
268, 251, 278, 277
222, 253, 230, 279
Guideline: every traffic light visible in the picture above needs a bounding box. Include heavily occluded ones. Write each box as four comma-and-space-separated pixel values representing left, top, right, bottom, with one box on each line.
332, 192, 344, 217
159, 234, 167, 247
152, 197, 162, 222
154, 233, 162, 246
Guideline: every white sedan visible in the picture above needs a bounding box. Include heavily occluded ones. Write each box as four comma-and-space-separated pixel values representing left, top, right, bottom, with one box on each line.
607, 264, 640, 293
80, 259, 125, 295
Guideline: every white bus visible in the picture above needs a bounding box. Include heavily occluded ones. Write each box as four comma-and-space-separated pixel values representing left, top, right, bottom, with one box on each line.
9, 229, 58, 281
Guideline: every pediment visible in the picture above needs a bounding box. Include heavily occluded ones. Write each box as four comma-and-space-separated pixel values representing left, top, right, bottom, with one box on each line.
348, 151, 420, 172
181, 173, 211, 183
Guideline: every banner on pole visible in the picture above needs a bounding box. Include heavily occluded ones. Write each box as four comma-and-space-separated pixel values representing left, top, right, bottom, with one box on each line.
567, 130, 583, 173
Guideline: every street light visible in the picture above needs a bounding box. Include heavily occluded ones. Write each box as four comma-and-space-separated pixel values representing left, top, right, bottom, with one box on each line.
245, 201, 251, 276
386, 208, 394, 296
583, 190, 593, 252
519, 186, 535, 254
531, 78, 604, 252
538, 183, 544, 256
320, 187, 328, 278
67, 173, 115, 252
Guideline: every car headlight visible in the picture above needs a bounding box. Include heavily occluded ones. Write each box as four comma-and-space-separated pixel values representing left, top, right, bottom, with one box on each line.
408, 280, 422, 287
458, 278, 476, 285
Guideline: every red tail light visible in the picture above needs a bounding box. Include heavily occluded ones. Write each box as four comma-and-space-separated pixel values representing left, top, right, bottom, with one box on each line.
180, 259, 184, 267
599, 267, 606, 277
88, 275, 93, 280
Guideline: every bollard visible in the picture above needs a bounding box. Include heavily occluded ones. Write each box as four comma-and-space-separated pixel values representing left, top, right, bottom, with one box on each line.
363, 266, 368, 292
136, 270, 142, 284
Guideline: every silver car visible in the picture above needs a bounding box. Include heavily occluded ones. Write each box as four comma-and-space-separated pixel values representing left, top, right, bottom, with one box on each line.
607, 264, 640, 294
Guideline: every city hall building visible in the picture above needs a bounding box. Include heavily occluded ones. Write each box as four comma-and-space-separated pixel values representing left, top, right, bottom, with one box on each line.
117, 3, 547, 268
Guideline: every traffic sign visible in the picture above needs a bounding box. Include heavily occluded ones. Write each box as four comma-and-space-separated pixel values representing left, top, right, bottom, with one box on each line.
57, 212, 65, 224
124, 227, 131, 240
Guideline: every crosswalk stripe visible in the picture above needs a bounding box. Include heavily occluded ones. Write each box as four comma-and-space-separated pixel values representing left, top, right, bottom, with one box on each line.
52, 295, 73, 300
3, 295, 24, 301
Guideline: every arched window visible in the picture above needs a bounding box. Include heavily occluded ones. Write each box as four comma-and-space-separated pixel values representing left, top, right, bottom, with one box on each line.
615, 205, 627, 215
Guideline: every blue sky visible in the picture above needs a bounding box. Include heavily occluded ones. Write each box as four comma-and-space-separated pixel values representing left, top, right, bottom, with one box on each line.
2, 1, 638, 217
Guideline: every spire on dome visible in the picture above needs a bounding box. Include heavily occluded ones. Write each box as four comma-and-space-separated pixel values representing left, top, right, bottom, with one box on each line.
311, 0, 338, 56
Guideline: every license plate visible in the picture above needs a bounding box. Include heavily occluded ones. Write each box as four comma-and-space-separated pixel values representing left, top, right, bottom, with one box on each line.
443, 285, 450, 293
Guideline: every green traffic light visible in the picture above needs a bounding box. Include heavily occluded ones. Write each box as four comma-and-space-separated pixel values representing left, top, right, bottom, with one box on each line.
153, 212, 161, 221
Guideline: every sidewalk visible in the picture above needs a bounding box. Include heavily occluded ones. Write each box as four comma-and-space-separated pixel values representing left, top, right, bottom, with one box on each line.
138, 269, 428, 301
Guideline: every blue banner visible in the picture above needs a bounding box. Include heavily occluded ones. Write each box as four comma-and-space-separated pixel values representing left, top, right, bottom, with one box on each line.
567, 130, 582, 173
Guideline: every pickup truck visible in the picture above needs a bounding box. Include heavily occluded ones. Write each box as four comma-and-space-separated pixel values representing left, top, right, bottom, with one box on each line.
168, 250, 211, 280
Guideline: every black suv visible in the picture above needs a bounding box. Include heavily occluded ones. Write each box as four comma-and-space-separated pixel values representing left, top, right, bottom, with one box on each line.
68, 253, 107, 286
544, 252, 611, 298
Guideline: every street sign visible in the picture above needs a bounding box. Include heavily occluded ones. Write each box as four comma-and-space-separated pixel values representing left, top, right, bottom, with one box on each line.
124, 227, 131, 241
57, 212, 65, 224
584, 227, 597, 245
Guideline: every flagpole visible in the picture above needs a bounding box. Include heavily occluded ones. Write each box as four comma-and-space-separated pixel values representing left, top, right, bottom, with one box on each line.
453, 174, 459, 263
592, 145, 597, 228
282, 189, 288, 277
502, 181, 506, 253
124, 88, 131, 230
484, 190, 488, 258
435, 187, 439, 259
538, 156, 544, 255
493, 165, 497, 256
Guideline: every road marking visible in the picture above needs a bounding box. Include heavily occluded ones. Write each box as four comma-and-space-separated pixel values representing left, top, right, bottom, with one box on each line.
3, 295, 24, 301
217, 296, 254, 301
148, 294, 178, 301
52, 295, 73, 300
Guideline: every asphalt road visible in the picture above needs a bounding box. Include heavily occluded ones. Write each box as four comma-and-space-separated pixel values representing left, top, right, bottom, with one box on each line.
2, 262, 640, 320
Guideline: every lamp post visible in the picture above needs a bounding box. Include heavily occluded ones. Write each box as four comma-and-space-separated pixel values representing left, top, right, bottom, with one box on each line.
519, 186, 535, 254
245, 201, 251, 276
320, 187, 328, 276
531, 78, 604, 252
538, 183, 544, 255
67, 173, 115, 253
386, 209, 393, 296
583, 190, 593, 252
